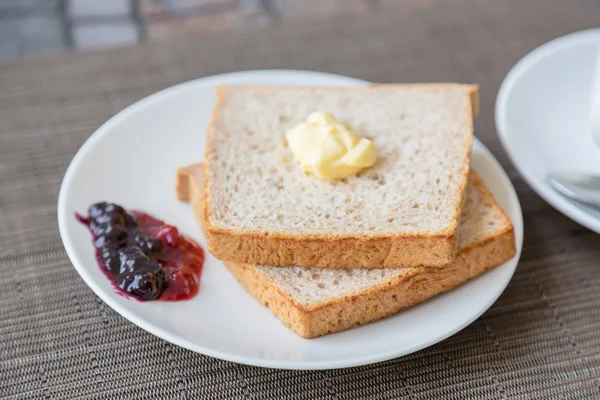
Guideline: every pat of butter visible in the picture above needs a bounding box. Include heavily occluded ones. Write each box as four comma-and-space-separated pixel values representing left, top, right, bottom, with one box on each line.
285, 112, 377, 180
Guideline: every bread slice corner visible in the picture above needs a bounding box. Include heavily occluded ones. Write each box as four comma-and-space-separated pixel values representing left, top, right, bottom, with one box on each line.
177, 163, 516, 338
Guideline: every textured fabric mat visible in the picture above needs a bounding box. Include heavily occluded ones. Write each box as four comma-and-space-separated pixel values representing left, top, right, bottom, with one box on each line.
3, 1, 600, 398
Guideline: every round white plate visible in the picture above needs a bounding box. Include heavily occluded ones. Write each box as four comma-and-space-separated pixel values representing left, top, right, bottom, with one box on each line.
496, 29, 600, 231
58, 69, 523, 370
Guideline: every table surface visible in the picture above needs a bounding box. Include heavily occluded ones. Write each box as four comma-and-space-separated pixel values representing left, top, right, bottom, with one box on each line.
3, 1, 600, 398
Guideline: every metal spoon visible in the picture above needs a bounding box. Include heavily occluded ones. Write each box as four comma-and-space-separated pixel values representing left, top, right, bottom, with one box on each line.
548, 171, 600, 208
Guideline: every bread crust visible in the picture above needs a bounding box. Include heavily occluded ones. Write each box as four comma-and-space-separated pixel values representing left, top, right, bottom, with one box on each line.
203, 84, 478, 268
177, 163, 516, 339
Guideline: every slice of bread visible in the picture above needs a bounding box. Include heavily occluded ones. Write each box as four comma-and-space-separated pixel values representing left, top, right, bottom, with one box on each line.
203, 84, 478, 268
177, 163, 515, 339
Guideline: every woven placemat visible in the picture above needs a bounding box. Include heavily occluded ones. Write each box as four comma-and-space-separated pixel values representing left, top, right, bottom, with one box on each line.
3, 0, 600, 398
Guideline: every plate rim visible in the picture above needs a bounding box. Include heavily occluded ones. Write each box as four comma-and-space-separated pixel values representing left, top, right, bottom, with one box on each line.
496, 28, 600, 234
58, 69, 523, 370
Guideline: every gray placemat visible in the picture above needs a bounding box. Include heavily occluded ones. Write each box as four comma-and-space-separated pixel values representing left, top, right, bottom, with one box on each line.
2, 1, 600, 398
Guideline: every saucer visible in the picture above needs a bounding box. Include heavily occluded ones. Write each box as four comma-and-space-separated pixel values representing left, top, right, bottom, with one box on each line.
496, 29, 600, 231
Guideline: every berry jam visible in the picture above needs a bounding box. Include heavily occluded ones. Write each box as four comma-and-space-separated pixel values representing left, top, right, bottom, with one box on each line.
76, 202, 204, 301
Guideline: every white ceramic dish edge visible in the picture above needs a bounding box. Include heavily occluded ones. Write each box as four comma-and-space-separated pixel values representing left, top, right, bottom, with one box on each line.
496, 28, 600, 233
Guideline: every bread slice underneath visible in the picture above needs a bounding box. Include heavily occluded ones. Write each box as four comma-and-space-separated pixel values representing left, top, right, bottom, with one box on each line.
177, 163, 515, 339
204, 85, 478, 268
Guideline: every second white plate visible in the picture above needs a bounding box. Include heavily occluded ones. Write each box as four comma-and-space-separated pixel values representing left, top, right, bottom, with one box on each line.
58, 69, 523, 370
496, 29, 600, 231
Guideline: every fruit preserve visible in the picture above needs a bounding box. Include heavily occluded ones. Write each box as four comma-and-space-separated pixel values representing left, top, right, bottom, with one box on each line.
76, 202, 204, 301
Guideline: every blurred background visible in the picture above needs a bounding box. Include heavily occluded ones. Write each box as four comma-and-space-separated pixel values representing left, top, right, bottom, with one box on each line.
0, 0, 387, 59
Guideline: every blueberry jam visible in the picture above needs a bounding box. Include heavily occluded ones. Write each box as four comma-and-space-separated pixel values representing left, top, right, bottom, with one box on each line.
77, 202, 204, 301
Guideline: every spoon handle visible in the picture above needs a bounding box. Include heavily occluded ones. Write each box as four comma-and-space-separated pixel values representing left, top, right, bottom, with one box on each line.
549, 172, 600, 208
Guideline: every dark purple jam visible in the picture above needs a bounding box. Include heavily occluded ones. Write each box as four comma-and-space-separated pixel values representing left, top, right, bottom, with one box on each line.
77, 202, 204, 301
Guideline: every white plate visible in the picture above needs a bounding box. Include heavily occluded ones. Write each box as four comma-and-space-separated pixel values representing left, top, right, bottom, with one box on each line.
497, 29, 600, 231
58, 70, 523, 370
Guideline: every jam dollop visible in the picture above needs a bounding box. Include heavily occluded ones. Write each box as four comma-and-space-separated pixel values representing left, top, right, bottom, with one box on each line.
76, 202, 204, 301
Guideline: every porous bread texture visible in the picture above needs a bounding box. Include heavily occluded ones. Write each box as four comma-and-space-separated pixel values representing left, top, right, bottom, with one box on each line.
203, 84, 478, 268
254, 174, 510, 306
176, 163, 516, 338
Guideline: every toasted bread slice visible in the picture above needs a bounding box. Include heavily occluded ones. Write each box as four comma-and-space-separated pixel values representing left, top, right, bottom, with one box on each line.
203, 84, 478, 268
177, 163, 515, 339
